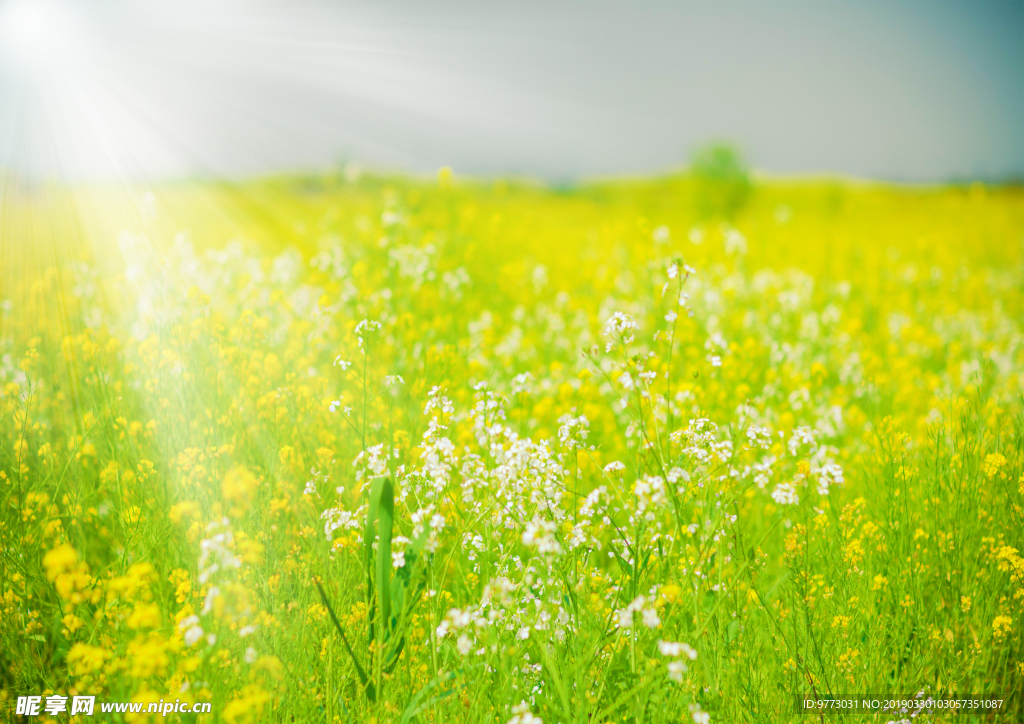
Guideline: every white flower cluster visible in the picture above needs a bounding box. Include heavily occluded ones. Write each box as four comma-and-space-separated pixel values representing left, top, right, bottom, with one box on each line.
616, 594, 661, 630
604, 312, 638, 351
507, 702, 543, 724
198, 518, 241, 585
354, 318, 382, 351
556, 412, 590, 450
352, 443, 389, 482
522, 517, 563, 556
658, 639, 698, 682
320, 507, 362, 541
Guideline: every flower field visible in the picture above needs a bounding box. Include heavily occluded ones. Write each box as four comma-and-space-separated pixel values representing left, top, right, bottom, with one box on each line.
1, 171, 1022, 723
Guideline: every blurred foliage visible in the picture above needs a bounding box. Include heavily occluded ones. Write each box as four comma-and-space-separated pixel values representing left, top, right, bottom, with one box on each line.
691, 143, 753, 220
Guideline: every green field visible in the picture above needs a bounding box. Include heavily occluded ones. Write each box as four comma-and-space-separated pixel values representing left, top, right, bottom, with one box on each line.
1, 171, 1022, 722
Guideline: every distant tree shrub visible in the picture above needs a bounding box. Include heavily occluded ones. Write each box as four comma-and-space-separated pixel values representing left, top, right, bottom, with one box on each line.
690, 143, 753, 219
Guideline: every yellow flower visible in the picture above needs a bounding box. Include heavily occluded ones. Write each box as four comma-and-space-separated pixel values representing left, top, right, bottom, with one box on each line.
169, 569, 192, 603
62, 613, 86, 634
983, 453, 1006, 479
67, 643, 112, 676
222, 466, 258, 517
126, 602, 161, 629
659, 583, 681, 604
169, 500, 200, 525
43, 543, 78, 581
992, 615, 1013, 638
127, 633, 171, 679
222, 684, 273, 724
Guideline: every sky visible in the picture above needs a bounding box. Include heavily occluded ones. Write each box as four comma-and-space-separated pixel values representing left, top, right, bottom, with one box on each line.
0, 0, 1021, 182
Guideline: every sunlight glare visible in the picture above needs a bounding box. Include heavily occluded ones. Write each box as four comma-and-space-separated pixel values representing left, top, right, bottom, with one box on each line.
0, 0, 73, 66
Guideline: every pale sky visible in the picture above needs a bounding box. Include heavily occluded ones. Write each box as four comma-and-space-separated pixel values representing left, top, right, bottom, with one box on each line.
0, 0, 1021, 182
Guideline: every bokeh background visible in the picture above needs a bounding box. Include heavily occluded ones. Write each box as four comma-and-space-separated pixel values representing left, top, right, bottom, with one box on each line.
1, 0, 1022, 183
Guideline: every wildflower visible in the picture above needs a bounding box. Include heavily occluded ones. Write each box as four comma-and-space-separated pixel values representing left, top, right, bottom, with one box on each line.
667, 660, 686, 682
984, 453, 1006, 478
333, 356, 351, 369
604, 312, 638, 350
354, 319, 382, 350
992, 615, 1013, 638
522, 517, 563, 556
771, 482, 799, 506
221, 466, 258, 517
222, 685, 273, 724
617, 595, 660, 630
511, 371, 534, 394
507, 702, 542, 724
658, 640, 698, 659
689, 703, 711, 724
43, 543, 78, 581
557, 413, 589, 450
179, 615, 204, 647
66, 644, 111, 677
321, 507, 359, 541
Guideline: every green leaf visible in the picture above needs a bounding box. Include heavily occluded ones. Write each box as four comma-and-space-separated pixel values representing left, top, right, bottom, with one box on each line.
375, 474, 394, 638
365, 478, 383, 574
315, 580, 376, 702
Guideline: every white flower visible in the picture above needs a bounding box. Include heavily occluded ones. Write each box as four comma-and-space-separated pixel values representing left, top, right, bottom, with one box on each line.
457, 633, 473, 655
616, 594, 650, 629
787, 426, 818, 456
333, 356, 351, 370
244, 647, 257, 664
321, 507, 360, 540
604, 312, 638, 348
653, 225, 670, 244
658, 640, 682, 656
508, 702, 543, 724
771, 482, 799, 506
604, 461, 626, 475
179, 615, 204, 647
557, 413, 590, 450
184, 625, 204, 647
689, 703, 710, 724
385, 375, 405, 389
668, 659, 687, 682
505, 700, 540, 724
354, 319, 383, 350
511, 372, 534, 395
642, 607, 662, 628
522, 517, 563, 555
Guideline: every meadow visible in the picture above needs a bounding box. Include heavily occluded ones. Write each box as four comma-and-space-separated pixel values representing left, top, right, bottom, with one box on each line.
0, 168, 1022, 723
